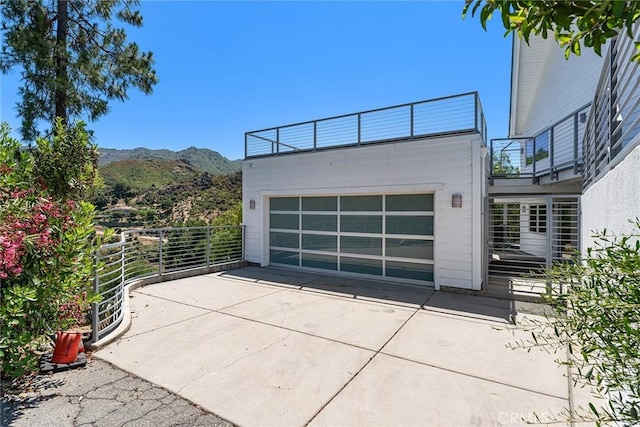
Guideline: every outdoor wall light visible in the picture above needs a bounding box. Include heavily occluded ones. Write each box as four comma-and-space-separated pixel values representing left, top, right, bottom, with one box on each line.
249, 199, 256, 210
452, 194, 462, 208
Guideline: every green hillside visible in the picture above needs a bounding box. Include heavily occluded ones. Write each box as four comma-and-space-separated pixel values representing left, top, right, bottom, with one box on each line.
99, 147, 241, 175
100, 158, 199, 190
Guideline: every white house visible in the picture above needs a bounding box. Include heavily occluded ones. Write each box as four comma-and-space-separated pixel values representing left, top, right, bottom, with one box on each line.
243, 93, 487, 290
242, 26, 640, 295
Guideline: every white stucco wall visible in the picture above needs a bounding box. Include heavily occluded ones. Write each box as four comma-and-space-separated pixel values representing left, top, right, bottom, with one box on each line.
581, 144, 640, 250
512, 37, 605, 137
243, 133, 485, 290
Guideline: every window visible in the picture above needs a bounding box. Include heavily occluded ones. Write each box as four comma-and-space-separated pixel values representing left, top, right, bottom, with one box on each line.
529, 204, 547, 233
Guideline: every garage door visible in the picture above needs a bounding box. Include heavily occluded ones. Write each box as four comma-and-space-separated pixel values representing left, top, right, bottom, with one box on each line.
268, 194, 434, 285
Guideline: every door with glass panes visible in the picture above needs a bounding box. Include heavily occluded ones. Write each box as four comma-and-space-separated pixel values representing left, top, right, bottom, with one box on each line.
268, 194, 434, 285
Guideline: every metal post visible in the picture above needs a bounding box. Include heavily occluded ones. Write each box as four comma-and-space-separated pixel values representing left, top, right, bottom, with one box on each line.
313, 122, 317, 150
244, 133, 248, 159
276, 128, 280, 154
474, 93, 479, 132
549, 127, 555, 176
357, 113, 361, 144
410, 104, 414, 137
91, 252, 100, 344
489, 144, 494, 185
532, 137, 537, 181
158, 230, 163, 275
545, 196, 553, 294
242, 225, 246, 260
573, 112, 579, 173
206, 227, 211, 267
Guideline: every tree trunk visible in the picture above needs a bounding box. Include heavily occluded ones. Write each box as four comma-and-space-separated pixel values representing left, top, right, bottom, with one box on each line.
55, 0, 68, 128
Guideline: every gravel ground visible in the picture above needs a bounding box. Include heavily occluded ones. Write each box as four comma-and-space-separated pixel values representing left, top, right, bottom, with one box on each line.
1, 357, 234, 427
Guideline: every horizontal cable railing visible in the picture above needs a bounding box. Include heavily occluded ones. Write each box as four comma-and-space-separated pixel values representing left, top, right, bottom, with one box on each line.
245, 92, 486, 158
583, 23, 640, 188
490, 104, 591, 183
91, 226, 245, 343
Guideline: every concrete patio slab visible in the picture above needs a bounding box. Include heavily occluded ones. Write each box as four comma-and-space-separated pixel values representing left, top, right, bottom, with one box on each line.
93, 267, 576, 427
381, 310, 568, 398
298, 273, 435, 308
220, 288, 414, 350
217, 266, 323, 288
308, 353, 569, 427
125, 291, 210, 337
97, 306, 374, 427
134, 274, 285, 310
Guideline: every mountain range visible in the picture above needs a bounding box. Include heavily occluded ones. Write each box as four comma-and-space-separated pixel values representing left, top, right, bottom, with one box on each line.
99, 147, 241, 176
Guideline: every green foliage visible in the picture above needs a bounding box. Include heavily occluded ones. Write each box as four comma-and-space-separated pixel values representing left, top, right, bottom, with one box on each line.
463, 1, 640, 62
0, 123, 101, 379
100, 158, 198, 191
0, 0, 158, 141
32, 118, 100, 200
492, 150, 519, 175
512, 221, 640, 425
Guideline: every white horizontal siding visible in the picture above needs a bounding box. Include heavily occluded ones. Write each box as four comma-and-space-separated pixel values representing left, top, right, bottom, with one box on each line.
512, 37, 605, 137
243, 133, 484, 290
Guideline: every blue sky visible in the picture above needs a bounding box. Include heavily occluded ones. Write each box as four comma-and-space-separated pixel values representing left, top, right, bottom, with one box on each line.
0, 1, 512, 160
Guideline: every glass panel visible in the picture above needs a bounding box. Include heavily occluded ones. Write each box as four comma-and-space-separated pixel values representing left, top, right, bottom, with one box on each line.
302, 196, 337, 211
302, 214, 337, 231
340, 236, 382, 256
386, 216, 433, 235
270, 214, 299, 230
386, 194, 434, 211
386, 261, 434, 282
302, 234, 337, 252
270, 197, 299, 211
340, 215, 383, 234
386, 239, 433, 260
341, 195, 382, 211
302, 253, 337, 270
270, 250, 299, 266
270, 232, 299, 249
341, 257, 382, 276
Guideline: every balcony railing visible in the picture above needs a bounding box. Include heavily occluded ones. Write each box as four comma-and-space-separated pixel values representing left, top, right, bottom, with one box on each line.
583, 23, 640, 188
91, 226, 245, 343
490, 103, 591, 183
245, 92, 487, 158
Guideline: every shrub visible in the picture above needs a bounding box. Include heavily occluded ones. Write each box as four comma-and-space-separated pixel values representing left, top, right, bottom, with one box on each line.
0, 123, 99, 379
514, 221, 640, 425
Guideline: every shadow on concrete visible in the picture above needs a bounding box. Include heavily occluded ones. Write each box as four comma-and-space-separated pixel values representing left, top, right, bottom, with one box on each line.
219, 266, 547, 320
1, 376, 64, 427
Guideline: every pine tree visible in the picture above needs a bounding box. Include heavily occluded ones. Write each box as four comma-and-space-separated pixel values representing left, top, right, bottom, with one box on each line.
0, 0, 158, 141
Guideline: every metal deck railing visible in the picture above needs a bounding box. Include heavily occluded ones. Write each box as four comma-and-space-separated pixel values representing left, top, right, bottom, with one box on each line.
489, 104, 591, 184
583, 23, 640, 188
91, 226, 245, 343
245, 92, 487, 158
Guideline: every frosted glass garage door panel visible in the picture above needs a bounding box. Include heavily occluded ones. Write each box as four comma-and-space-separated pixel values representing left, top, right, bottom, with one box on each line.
386, 216, 434, 235
270, 197, 299, 211
386, 261, 434, 281
386, 194, 434, 211
340, 195, 383, 211
386, 239, 433, 260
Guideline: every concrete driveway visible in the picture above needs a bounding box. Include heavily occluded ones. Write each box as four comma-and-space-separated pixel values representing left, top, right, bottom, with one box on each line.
95, 266, 577, 427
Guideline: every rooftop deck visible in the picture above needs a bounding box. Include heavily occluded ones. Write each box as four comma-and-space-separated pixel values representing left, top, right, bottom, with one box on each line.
245, 92, 487, 159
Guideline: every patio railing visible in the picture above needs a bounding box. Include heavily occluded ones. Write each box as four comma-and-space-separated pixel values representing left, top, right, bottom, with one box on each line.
91, 225, 245, 343
490, 103, 591, 183
582, 23, 640, 188
245, 92, 487, 158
